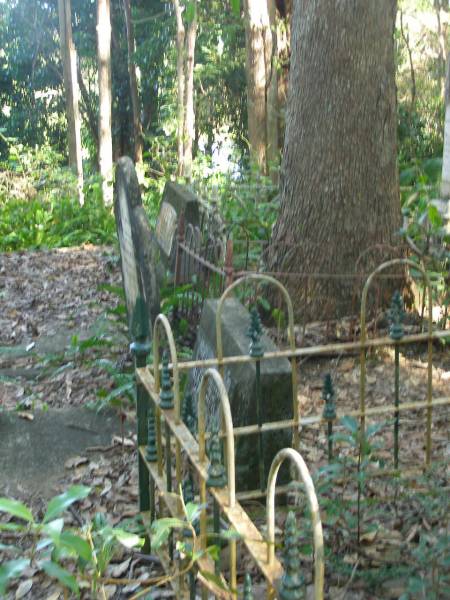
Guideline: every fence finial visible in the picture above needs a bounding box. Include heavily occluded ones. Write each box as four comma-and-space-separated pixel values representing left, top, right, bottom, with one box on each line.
389, 290, 405, 340
279, 511, 305, 600
207, 428, 227, 488
159, 350, 174, 409
145, 408, 157, 462
243, 572, 254, 599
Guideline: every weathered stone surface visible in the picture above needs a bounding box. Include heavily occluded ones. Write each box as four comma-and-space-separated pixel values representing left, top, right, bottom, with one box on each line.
185, 298, 293, 491
114, 157, 160, 338
0, 408, 127, 498
155, 182, 200, 269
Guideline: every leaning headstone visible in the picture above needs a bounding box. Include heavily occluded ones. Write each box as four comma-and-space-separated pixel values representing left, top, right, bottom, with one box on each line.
185, 298, 293, 492
114, 157, 160, 339
155, 182, 200, 270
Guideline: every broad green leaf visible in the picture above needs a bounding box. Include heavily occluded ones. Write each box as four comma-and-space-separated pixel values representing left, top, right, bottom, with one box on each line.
43, 486, 90, 523
231, 0, 240, 16
59, 532, 92, 562
42, 561, 79, 596
0, 498, 34, 523
0, 559, 30, 594
185, 502, 206, 524
42, 518, 64, 538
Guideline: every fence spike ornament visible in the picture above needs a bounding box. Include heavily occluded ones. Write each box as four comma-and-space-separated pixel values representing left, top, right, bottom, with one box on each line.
182, 391, 197, 435
243, 573, 254, 599
248, 306, 264, 358
159, 350, 175, 409
279, 511, 305, 599
206, 428, 227, 488
388, 291, 405, 340
145, 408, 158, 462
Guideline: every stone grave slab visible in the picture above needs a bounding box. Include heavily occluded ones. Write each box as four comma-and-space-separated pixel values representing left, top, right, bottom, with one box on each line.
155, 182, 200, 271
0, 408, 128, 499
185, 298, 292, 492
114, 157, 160, 338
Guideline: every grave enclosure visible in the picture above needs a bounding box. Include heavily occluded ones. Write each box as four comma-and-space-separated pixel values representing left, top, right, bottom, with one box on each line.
113, 159, 450, 598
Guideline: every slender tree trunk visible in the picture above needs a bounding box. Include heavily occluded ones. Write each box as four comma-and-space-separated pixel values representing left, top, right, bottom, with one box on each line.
122, 0, 143, 164
441, 53, 450, 197
270, 0, 401, 318
173, 0, 185, 177
57, 0, 84, 204
244, 0, 271, 173
266, 0, 278, 183
183, 2, 197, 181
435, 1, 447, 97
97, 0, 113, 205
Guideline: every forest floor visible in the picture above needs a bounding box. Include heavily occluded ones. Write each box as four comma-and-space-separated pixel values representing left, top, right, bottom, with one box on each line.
0, 245, 449, 599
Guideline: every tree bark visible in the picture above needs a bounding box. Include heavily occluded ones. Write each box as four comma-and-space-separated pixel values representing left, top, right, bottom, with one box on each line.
97, 0, 113, 205
244, 0, 271, 173
266, 0, 279, 183
183, 2, 197, 181
122, 0, 143, 164
270, 0, 401, 318
57, 0, 84, 204
441, 53, 450, 198
173, 0, 185, 177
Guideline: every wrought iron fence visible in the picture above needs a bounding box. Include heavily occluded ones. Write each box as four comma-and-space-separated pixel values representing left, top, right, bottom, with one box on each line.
131, 265, 450, 598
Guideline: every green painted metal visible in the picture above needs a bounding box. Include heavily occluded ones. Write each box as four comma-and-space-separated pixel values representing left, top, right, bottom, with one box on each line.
389, 291, 405, 468
248, 306, 265, 491
213, 498, 221, 576
160, 350, 175, 409
243, 573, 254, 599
388, 291, 405, 341
279, 512, 305, 600
182, 391, 197, 436
322, 374, 336, 462
146, 407, 158, 462
130, 297, 151, 550
206, 428, 227, 488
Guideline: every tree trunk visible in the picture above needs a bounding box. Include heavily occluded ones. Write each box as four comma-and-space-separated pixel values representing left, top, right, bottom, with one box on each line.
57, 0, 84, 204
183, 2, 197, 181
122, 0, 143, 164
270, 0, 401, 318
244, 0, 271, 173
173, 0, 185, 177
441, 53, 450, 198
266, 0, 279, 183
97, 0, 113, 205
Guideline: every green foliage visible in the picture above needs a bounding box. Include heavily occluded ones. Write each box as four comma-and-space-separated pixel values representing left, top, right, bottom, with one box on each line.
0, 487, 144, 597
0, 144, 115, 252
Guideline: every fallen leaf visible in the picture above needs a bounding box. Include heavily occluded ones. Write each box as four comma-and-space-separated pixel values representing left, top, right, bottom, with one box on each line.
64, 456, 88, 469
15, 579, 33, 599
111, 557, 131, 578
17, 412, 34, 421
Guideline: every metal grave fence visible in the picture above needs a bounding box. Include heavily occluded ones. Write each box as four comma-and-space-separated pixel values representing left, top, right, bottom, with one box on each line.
130, 263, 450, 599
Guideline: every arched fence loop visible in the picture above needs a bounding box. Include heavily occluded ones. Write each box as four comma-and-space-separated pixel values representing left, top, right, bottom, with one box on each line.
215, 274, 299, 451
359, 259, 434, 464
153, 313, 181, 421
266, 448, 325, 600
197, 368, 236, 508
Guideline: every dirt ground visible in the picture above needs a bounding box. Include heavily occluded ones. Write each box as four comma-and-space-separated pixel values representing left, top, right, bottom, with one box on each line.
0, 245, 449, 599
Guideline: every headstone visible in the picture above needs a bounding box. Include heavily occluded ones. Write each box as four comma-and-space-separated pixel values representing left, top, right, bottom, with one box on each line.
185, 298, 293, 492
155, 182, 200, 270
114, 157, 160, 339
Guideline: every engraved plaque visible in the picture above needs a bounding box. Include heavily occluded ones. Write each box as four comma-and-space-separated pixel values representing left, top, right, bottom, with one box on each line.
155, 201, 177, 258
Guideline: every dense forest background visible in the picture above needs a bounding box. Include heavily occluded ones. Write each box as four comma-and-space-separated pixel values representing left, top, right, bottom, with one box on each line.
0, 0, 448, 253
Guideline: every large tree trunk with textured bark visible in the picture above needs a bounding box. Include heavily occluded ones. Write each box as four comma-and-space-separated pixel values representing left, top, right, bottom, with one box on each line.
270, 0, 401, 318
57, 0, 84, 204
244, 0, 271, 173
97, 0, 113, 205
122, 0, 143, 164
